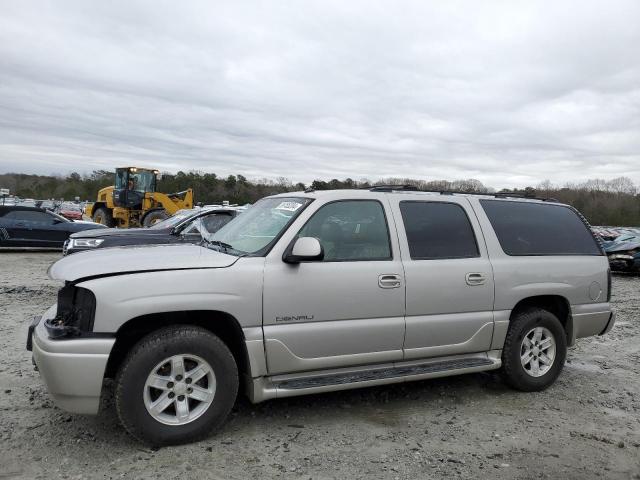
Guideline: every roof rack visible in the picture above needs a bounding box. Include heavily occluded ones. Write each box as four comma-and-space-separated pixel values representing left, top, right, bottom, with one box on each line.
367, 185, 558, 202
492, 192, 559, 202
368, 184, 420, 192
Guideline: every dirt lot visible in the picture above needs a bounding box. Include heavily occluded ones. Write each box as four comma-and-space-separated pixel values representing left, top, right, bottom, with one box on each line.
0, 252, 638, 480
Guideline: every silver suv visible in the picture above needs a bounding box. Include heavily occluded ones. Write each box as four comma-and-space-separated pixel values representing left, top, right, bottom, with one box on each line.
28, 187, 615, 445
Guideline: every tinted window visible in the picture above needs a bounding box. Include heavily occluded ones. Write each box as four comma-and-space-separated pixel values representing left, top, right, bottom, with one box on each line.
480, 200, 601, 256
297, 200, 391, 261
5, 210, 55, 223
202, 213, 233, 232
400, 201, 479, 260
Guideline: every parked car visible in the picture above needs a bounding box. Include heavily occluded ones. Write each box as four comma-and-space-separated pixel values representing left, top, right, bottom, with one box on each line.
63, 206, 245, 255
36, 200, 56, 211
0, 206, 106, 249
28, 188, 614, 445
57, 203, 83, 221
605, 235, 640, 272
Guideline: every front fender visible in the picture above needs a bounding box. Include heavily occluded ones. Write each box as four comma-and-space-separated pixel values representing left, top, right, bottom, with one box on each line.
77, 257, 265, 333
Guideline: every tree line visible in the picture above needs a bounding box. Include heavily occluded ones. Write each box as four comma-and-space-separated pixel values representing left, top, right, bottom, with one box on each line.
1, 171, 638, 226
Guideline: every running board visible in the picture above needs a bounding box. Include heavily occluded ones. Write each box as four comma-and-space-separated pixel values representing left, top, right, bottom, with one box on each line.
248, 353, 502, 403
277, 357, 493, 389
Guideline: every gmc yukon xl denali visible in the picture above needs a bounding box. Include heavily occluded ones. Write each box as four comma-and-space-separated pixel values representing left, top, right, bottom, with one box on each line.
28, 187, 616, 445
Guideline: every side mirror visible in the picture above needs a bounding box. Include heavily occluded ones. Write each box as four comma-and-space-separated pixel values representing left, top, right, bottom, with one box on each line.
284, 237, 324, 264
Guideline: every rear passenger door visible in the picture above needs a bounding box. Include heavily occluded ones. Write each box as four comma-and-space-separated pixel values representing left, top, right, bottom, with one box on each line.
390, 197, 495, 360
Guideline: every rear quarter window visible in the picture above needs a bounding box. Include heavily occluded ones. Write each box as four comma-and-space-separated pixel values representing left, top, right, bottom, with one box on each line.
480, 200, 602, 256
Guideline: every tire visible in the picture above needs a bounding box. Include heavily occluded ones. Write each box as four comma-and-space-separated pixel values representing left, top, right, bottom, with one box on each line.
115, 326, 238, 446
142, 209, 169, 227
92, 206, 115, 227
501, 308, 567, 392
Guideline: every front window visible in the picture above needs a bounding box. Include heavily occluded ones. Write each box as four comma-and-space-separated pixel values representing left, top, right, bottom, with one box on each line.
296, 200, 392, 261
204, 197, 311, 256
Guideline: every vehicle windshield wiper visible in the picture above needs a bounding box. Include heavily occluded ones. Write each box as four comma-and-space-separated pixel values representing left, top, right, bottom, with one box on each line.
201, 238, 239, 254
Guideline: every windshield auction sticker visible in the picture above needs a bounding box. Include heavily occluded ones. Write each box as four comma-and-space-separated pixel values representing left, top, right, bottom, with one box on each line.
275, 201, 303, 212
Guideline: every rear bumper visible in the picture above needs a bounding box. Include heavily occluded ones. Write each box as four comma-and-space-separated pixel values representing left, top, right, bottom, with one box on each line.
571, 303, 616, 339
30, 305, 115, 414
599, 311, 616, 336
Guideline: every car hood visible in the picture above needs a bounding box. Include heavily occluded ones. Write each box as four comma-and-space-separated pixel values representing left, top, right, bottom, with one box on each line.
606, 241, 640, 253
67, 222, 108, 233
70, 227, 169, 238
49, 244, 238, 282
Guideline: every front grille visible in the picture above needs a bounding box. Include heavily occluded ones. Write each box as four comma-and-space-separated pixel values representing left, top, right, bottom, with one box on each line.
62, 239, 69, 256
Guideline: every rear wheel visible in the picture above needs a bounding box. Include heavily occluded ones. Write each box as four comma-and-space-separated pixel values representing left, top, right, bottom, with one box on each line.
501, 308, 567, 391
142, 209, 169, 227
115, 326, 238, 446
92, 207, 115, 227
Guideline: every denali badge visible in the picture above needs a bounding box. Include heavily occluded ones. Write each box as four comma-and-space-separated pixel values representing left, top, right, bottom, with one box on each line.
275, 315, 315, 323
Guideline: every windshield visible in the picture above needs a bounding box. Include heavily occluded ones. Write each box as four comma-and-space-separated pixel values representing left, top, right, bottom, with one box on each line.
115, 169, 156, 192
204, 197, 311, 255
150, 209, 195, 230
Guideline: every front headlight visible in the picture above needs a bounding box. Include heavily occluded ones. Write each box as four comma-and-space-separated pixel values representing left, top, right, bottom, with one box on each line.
71, 238, 104, 248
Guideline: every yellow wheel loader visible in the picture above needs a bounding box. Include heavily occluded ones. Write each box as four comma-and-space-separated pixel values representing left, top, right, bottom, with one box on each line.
86, 167, 193, 228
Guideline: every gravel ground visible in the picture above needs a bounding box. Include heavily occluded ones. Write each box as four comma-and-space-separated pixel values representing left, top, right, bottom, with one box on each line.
0, 252, 639, 479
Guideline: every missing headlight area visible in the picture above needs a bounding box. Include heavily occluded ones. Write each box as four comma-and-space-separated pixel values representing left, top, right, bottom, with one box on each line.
44, 283, 96, 338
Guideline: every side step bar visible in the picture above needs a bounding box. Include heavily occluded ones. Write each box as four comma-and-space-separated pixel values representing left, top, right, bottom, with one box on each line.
277, 357, 493, 390
248, 352, 502, 403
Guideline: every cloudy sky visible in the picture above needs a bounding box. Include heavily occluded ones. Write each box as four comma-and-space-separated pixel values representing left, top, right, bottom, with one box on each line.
0, 1, 639, 189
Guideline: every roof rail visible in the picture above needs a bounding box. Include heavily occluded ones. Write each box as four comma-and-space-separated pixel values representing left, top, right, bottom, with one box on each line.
366, 185, 559, 202
493, 192, 559, 202
368, 184, 420, 192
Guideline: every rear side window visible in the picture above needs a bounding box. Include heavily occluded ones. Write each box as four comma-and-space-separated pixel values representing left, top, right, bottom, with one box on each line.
399, 201, 479, 260
480, 200, 601, 256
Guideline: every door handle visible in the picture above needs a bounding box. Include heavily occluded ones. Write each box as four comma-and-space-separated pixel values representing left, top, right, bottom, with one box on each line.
378, 274, 401, 289
465, 273, 486, 286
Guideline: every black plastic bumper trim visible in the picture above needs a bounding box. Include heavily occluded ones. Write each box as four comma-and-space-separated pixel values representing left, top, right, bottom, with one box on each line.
26, 315, 41, 351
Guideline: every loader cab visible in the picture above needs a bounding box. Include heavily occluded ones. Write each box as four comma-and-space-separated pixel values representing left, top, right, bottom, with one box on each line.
113, 167, 158, 210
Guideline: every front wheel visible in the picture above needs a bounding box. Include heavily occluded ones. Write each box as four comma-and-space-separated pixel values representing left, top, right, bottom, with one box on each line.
115, 326, 238, 446
501, 308, 567, 392
92, 207, 115, 227
142, 209, 169, 227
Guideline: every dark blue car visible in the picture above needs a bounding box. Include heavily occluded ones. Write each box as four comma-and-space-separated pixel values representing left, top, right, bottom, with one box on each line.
0, 205, 106, 250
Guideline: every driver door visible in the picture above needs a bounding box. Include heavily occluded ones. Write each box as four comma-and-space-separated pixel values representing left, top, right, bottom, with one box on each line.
262, 199, 406, 375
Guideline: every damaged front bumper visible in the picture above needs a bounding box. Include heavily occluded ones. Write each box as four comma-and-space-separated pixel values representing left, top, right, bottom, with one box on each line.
607, 253, 640, 272
28, 304, 115, 414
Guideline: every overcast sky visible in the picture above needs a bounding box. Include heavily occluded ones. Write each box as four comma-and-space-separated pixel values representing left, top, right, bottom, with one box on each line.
0, 1, 639, 189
